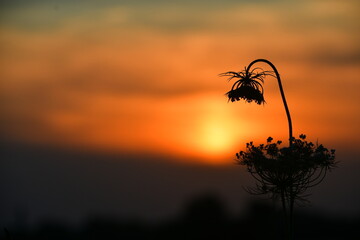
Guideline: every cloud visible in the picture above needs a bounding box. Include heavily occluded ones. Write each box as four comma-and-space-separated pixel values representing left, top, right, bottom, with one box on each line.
309, 47, 360, 66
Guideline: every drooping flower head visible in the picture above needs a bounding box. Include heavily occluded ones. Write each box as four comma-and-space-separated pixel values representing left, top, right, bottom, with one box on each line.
220, 67, 274, 104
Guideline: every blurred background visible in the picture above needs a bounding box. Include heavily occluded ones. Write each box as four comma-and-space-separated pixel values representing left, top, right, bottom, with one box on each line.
1, 0, 359, 238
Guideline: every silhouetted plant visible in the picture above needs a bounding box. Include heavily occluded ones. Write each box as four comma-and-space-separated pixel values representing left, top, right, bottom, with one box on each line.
237, 134, 336, 208
221, 59, 337, 240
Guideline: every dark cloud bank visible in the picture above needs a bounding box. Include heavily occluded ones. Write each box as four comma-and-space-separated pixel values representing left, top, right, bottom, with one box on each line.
1, 140, 359, 239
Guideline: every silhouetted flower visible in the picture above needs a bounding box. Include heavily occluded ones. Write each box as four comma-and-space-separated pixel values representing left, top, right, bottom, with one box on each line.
220, 67, 274, 104
235, 135, 337, 203
222, 59, 339, 239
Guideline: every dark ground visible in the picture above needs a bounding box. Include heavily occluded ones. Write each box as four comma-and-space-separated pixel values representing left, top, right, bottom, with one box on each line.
2, 141, 359, 239
3, 195, 359, 240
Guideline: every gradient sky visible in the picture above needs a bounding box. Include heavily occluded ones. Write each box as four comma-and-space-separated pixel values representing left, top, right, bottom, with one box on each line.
1, 0, 360, 164
1, 0, 360, 228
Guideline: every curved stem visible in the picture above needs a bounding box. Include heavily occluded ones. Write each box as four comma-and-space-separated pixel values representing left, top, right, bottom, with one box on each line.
247, 59, 293, 146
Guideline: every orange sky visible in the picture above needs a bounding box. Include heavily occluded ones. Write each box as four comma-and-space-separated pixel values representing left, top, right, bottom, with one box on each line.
1, 0, 359, 165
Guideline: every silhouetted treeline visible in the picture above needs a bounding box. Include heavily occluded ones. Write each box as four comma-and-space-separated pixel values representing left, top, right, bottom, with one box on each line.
3, 194, 359, 240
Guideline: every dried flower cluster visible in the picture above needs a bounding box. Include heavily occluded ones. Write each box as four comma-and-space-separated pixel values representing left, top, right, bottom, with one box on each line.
236, 134, 336, 204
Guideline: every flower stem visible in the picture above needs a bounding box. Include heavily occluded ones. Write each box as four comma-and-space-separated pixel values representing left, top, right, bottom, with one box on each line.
246, 59, 293, 146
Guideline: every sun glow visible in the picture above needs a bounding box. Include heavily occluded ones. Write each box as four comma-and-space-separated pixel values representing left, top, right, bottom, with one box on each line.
192, 117, 238, 160
204, 123, 233, 153
172, 95, 248, 164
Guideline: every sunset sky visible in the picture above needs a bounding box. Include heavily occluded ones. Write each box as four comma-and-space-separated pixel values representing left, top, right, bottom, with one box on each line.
1, 0, 359, 164
1, 0, 360, 227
